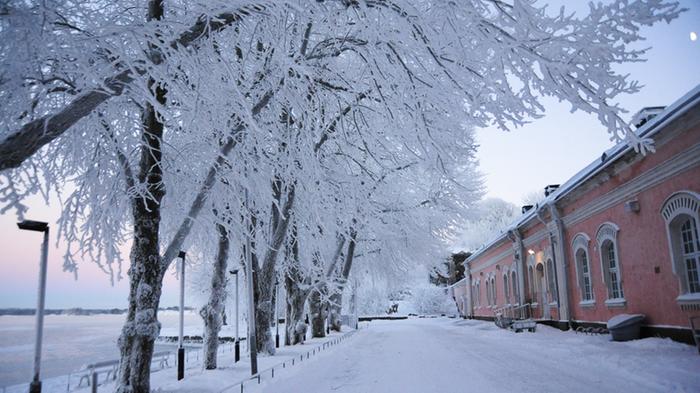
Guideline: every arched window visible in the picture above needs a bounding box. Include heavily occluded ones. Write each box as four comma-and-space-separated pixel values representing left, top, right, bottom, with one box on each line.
546, 259, 557, 303
679, 219, 700, 293
511, 270, 519, 304
478, 282, 481, 307
503, 273, 510, 304
485, 279, 491, 306
661, 191, 700, 299
475, 282, 480, 307
596, 222, 624, 304
572, 233, 594, 303
490, 276, 497, 306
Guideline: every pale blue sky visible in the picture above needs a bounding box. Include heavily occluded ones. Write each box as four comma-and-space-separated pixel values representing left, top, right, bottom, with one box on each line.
1, 1, 699, 308
478, 0, 700, 205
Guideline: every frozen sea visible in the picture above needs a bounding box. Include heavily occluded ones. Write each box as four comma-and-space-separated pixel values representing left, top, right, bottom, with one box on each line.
0, 311, 241, 388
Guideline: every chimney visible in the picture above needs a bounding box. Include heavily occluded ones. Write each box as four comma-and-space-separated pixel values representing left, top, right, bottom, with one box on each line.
522, 205, 534, 214
631, 106, 665, 129
544, 184, 560, 197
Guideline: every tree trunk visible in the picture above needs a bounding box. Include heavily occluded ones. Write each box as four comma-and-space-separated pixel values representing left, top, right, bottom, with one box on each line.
200, 223, 230, 369
115, 4, 166, 392
329, 230, 357, 333
285, 275, 308, 345
308, 289, 327, 338
252, 185, 296, 354
116, 216, 165, 393
251, 251, 277, 355
329, 292, 342, 332
115, 117, 165, 392
283, 223, 309, 345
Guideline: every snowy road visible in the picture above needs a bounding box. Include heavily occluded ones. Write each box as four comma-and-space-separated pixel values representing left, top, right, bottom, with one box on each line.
248, 317, 700, 393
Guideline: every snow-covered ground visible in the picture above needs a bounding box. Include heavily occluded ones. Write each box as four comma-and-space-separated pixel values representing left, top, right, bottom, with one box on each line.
4, 316, 699, 392
0, 311, 243, 388
243, 318, 699, 393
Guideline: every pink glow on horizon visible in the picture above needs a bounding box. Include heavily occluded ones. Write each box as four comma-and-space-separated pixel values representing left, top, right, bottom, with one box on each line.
0, 193, 179, 309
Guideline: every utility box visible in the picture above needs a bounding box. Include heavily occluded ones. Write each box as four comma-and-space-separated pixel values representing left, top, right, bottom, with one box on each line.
607, 314, 645, 341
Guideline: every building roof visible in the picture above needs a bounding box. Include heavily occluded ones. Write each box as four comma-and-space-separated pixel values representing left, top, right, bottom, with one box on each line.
464, 84, 700, 267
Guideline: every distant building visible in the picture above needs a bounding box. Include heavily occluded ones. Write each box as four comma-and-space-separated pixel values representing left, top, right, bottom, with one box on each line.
454, 85, 700, 343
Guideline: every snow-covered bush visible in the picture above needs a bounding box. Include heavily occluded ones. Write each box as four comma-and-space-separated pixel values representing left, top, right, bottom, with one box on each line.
409, 285, 458, 315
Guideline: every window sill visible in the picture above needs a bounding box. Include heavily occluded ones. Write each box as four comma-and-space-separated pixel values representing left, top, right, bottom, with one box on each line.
548, 302, 558, 308
605, 298, 626, 308
530, 302, 539, 309
579, 300, 596, 308
676, 293, 700, 303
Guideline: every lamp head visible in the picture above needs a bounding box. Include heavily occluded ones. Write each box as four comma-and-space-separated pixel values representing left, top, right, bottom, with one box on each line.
178, 251, 186, 259
229, 269, 239, 275
17, 220, 49, 232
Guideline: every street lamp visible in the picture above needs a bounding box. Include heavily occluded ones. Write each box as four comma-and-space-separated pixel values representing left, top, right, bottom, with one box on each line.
177, 251, 186, 381
17, 220, 49, 393
229, 269, 240, 362
274, 279, 280, 348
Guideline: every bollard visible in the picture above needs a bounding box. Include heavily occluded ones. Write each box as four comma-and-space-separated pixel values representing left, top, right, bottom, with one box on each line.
235, 341, 240, 363
177, 347, 185, 381
91, 371, 98, 393
240, 384, 243, 393
272, 368, 274, 378
257, 375, 261, 384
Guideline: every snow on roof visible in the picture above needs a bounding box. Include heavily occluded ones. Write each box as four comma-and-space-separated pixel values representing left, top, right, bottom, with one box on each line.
464, 84, 700, 267
446, 277, 468, 288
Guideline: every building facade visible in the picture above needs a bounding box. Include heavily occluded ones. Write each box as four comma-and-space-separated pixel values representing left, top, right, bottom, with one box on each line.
453, 85, 700, 342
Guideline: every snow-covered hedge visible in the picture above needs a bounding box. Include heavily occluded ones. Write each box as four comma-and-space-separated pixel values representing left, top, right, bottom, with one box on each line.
409, 285, 457, 315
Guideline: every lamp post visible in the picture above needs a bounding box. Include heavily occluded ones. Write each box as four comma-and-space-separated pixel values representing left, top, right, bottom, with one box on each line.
274, 279, 280, 348
177, 251, 186, 381
18, 220, 49, 393
229, 269, 240, 362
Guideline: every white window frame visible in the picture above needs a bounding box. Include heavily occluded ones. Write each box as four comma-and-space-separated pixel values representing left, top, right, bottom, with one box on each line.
503, 271, 510, 305
572, 233, 595, 306
490, 275, 496, 307
475, 281, 481, 308
484, 280, 489, 307
661, 191, 700, 303
596, 222, 625, 307
527, 254, 537, 306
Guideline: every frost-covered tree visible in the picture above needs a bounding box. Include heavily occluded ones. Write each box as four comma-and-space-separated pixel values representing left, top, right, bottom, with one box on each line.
452, 198, 520, 252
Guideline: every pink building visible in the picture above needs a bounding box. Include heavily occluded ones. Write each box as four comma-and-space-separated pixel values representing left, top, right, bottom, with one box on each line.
457, 85, 700, 343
